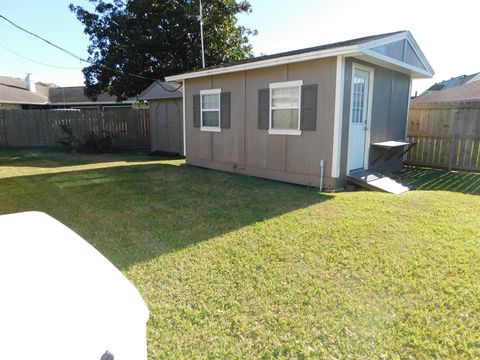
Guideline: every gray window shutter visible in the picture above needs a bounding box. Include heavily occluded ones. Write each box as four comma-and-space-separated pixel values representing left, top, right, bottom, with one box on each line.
300, 84, 317, 131
258, 88, 269, 129
193, 94, 200, 128
220, 92, 231, 129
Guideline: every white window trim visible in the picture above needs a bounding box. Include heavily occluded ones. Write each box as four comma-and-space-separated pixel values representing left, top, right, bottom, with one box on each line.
200, 88, 221, 132
268, 80, 303, 136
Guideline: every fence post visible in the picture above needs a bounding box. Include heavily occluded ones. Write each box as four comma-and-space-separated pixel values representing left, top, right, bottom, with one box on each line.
448, 109, 459, 171
0, 110, 5, 147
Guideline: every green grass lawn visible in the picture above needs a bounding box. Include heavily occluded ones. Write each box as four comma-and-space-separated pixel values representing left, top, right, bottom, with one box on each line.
1, 148, 480, 358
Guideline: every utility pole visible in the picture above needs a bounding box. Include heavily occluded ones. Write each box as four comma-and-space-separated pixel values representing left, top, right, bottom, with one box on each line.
199, 0, 206, 68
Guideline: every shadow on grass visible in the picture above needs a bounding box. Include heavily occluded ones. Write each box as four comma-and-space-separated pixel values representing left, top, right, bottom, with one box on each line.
394, 166, 480, 195
0, 147, 174, 168
0, 155, 331, 270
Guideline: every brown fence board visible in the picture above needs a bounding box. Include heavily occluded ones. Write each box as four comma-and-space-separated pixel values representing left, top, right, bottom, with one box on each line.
0, 109, 150, 149
407, 103, 480, 171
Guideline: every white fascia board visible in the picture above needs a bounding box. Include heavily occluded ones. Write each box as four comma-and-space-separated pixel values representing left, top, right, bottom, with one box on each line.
359, 31, 434, 77
404, 32, 435, 76
166, 45, 360, 82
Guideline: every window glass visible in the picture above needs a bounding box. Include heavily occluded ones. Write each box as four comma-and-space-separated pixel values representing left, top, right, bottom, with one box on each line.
202, 111, 219, 127
352, 76, 366, 124
272, 109, 299, 129
202, 94, 219, 110
200, 91, 221, 129
271, 87, 300, 108
269, 82, 301, 131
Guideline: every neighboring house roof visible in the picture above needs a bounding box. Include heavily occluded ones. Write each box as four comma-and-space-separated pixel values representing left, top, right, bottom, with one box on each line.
425, 73, 480, 92
412, 79, 480, 103
0, 76, 49, 105
48, 86, 134, 105
166, 30, 434, 82
0, 76, 150, 106
137, 81, 182, 101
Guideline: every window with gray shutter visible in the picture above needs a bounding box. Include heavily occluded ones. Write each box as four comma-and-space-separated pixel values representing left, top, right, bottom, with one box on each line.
300, 84, 317, 131
200, 89, 221, 130
258, 88, 269, 129
193, 94, 200, 127
220, 92, 231, 129
266, 80, 303, 135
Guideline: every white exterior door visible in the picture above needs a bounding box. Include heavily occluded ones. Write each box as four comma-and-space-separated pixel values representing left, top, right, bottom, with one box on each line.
348, 66, 372, 172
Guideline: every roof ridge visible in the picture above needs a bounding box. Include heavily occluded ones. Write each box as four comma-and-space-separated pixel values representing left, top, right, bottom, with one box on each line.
166, 30, 415, 81
0, 82, 29, 91
213, 30, 407, 69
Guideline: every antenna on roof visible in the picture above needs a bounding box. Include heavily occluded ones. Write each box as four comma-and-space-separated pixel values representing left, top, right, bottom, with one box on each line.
199, 0, 206, 68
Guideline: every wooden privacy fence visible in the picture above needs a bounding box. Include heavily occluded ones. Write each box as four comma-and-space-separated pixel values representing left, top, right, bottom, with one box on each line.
0, 109, 150, 149
406, 102, 480, 171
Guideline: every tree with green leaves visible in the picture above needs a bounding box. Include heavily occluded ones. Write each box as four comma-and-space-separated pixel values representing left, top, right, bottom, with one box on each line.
69, 0, 256, 100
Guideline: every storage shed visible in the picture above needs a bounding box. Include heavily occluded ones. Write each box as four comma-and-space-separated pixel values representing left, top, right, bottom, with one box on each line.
166, 31, 434, 191
138, 81, 183, 154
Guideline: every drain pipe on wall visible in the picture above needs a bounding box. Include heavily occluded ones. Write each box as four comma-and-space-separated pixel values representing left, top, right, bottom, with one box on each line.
319, 160, 324, 192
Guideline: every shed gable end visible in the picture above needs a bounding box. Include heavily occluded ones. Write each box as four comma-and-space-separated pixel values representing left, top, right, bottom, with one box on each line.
404, 41, 426, 71
367, 36, 430, 74
371, 40, 405, 62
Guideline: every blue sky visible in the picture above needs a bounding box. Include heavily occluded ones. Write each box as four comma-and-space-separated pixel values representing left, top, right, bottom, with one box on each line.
0, 0, 478, 94
0, 0, 91, 85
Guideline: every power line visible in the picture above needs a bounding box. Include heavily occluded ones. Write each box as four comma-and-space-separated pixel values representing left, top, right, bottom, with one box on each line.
0, 13, 182, 92
0, 43, 82, 70
0, 14, 86, 62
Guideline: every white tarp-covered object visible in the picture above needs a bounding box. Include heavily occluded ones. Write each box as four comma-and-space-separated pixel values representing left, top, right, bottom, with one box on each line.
0, 211, 149, 360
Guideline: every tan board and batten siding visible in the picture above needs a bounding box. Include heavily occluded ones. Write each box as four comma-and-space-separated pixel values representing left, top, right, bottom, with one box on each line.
185, 58, 338, 190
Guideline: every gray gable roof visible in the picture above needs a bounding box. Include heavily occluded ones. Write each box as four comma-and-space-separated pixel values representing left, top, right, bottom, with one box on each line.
183, 31, 405, 74
137, 81, 182, 101
48, 87, 135, 105
413, 77, 480, 103
0, 76, 49, 105
167, 31, 433, 82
